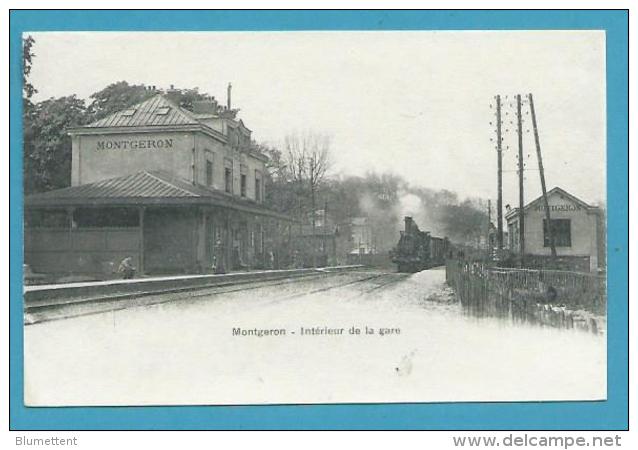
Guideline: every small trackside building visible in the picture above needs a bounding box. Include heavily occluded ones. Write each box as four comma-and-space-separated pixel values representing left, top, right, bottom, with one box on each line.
24, 93, 294, 279
505, 187, 605, 272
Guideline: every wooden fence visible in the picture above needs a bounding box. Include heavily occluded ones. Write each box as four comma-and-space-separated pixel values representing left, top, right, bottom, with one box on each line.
445, 259, 606, 333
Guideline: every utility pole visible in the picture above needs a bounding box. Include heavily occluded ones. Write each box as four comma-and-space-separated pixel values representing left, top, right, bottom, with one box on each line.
298, 195, 303, 236
495, 95, 504, 250
487, 199, 492, 258
528, 93, 557, 260
516, 94, 525, 265
298, 194, 303, 265
323, 199, 328, 265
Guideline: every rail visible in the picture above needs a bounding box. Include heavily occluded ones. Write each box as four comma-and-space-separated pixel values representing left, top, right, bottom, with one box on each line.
24, 265, 365, 306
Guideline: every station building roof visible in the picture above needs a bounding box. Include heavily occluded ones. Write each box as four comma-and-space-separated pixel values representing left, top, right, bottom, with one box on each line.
83, 95, 201, 129
25, 170, 293, 221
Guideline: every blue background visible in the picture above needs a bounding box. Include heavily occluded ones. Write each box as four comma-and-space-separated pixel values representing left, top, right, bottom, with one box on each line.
9, 10, 629, 430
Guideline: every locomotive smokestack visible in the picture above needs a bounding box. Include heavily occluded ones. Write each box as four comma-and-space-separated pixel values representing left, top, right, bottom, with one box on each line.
404, 216, 413, 232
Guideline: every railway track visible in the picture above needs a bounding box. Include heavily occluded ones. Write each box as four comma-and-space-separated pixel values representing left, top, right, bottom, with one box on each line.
360, 272, 411, 294
254, 272, 410, 308
24, 269, 395, 325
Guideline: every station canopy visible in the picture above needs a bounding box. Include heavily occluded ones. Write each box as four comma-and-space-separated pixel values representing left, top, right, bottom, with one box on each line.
25, 170, 291, 221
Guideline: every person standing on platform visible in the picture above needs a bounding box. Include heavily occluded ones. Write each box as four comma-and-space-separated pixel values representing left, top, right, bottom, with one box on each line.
118, 257, 136, 280
214, 238, 226, 274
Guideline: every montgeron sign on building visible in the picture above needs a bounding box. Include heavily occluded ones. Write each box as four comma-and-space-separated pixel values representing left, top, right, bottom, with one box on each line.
533, 203, 584, 212
96, 138, 174, 150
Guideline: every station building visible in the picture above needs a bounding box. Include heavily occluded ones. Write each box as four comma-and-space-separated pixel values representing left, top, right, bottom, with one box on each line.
24, 90, 294, 278
505, 187, 605, 272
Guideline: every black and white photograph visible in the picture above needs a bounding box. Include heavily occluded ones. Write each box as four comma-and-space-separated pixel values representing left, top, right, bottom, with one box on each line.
21, 30, 607, 406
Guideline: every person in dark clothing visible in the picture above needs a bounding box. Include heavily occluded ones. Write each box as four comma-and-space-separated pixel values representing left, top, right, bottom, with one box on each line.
538, 272, 558, 304
118, 257, 136, 280
546, 285, 558, 303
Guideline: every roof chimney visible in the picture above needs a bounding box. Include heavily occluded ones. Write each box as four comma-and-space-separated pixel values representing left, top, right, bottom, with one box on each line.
192, 98, 219, 114
165, 85, 181, 106
227, 82, 232, 109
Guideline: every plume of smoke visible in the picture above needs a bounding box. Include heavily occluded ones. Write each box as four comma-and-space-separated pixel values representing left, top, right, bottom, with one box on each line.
395, 190, 446, 237
338, 171, 488, 251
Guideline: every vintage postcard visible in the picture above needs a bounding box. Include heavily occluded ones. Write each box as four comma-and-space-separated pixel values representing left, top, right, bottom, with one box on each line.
21, 30, 607, 406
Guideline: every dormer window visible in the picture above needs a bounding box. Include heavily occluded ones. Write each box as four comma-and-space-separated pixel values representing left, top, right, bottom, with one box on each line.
155, 106, 171, 116
227, 127, 239, 147
121, 108, 136, 117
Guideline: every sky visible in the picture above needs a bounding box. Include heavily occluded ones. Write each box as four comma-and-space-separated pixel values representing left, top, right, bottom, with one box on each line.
28, 31, 606, 207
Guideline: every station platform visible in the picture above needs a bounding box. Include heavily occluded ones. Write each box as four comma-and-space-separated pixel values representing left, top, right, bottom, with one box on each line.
23, 265, 365, 306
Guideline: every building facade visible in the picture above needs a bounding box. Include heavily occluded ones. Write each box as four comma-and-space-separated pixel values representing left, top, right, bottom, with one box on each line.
350, 217, 376, 256
25, 90, 294, 279
505, 187, 604, 272
292, 209, 338, 267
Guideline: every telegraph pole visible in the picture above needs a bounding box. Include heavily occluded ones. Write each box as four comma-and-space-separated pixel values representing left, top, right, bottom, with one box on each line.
495, 95, 504, 250
516, 94, 525, 265
528, 93, 557, 259
323, 199, 328, 264
487, 199, 492, 258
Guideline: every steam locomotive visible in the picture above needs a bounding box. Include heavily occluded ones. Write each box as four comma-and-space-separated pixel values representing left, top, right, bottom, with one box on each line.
390, 216, 450, 273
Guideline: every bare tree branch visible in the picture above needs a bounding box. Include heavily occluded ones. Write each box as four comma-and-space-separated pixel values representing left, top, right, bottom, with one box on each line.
282, 131, 333, 266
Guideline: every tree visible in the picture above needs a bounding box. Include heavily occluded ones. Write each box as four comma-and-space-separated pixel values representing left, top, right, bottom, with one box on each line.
22, 35, 37, 104
283, 132, 331, 266
86, 82, 213, 122
86, 81, 155, 121
284, 132, 331, 228
438, 199, 488, 245
21, 35, 88, 193
24, 95, 87, 193
253, 142, 298, 214
23, 34, 38, 192
177, 87, 215, 112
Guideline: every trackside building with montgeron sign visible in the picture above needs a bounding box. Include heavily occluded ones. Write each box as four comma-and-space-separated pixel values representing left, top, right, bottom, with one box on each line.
505, 187, 605, 272
24, 89, 294, 280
